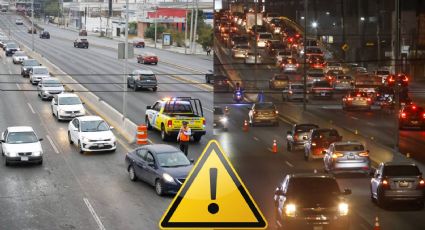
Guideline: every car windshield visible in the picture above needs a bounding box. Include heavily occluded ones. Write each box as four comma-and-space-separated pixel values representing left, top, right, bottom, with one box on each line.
384, 165, 421, 176
43, 80, 61, 87
157, 151, 191, 167
291, 85, 304, 90
287, 178, 341, 206
335, 144, 364, 151
259, 34, 272, 39
59, 97, 82, 105
376, 71, 389, 75
7, 43, 18, 48
164, 102, 193, 113
214, 108, 224, 115
33, 68, 48, 74
81, 39, 88, 42
6, 131, 38, 144
23, 60, 39, 66
313, 130, 339, 139
81, 120, 109, 132
274, 75, 288, 80
314, 81, 331, 87
139, 74, 156, 80
255, 103, 275, 110
295, 125, 318, 133
14, 52, 25, 56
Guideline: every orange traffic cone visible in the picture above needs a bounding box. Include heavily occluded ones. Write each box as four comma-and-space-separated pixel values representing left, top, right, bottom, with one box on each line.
243, 120, 249, 132
272, 140, 278, 153
373, 217, 380, 230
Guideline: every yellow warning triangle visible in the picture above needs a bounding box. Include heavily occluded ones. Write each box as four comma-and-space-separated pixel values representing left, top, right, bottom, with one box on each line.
159, 140, 267, 229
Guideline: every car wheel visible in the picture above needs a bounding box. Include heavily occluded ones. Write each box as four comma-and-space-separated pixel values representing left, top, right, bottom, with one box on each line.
193, 135, 202, 142
155, 179, 164, 196
78, 141, 84, 154
38, 159, 43, 165
68, 132, 73, 144
128, 165, 137, 181
145, 116, 152, 130
377, 189, 387, 208
4, 157, 8, 166
161, 125, 169, 141
152, 87, 157, 92
154, 62, 158, 65
56, 111, 60, 121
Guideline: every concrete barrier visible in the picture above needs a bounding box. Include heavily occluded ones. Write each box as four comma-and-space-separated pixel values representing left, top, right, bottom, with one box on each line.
19, 43, 137, 144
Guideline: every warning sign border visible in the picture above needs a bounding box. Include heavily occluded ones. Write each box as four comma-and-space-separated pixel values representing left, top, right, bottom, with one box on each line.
159, 140, 267, 229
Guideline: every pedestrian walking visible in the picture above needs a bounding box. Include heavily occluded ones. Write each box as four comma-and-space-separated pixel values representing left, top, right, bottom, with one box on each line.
206, 46, 211, 56
177, 121, 191, 156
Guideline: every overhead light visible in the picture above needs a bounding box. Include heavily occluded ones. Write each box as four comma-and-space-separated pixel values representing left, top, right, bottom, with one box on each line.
360, 17, 365, 21
311, 21, 318, 28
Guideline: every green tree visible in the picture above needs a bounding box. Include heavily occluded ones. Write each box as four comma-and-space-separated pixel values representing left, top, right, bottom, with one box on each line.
144, 24, 166, 40
186, 10, 213, 49
44, 0, 60, 17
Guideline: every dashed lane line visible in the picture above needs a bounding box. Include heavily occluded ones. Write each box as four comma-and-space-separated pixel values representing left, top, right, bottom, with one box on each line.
253, 136, 259, 141
46, 135, 59, 154
285, 161, 294, 168
83, 198, 106, 230
27, 102, 35, 114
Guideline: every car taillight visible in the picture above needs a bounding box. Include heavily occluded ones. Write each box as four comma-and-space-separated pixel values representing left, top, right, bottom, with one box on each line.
389, 78, 395, 82
422, 113, 425, 119
418, 179, 425, 188
359, 152, 369, 157
401, 112, 406, 118
253, 110, 257, 115
403, 77, 408, 82
382, 179, 390, 189
296, 63, 299, 67
367, 98, 372, 102
311, 142, 316, 146
332, 152, 343, 158
347, 97, 353, 101
288, 90, 293, 94
167, 120, 173, 128
275, 110, 279, 114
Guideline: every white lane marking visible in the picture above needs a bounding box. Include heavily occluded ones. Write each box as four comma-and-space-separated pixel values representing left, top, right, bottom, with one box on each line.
350, 116, 359, 120
253, 136, 259, 141
27, 103, 35, 114
366, 122, 375, 127
203, 107, 213, 112
46, 135, 59, 154
83, 198, 106, 230
16, 83, 21, 90
285, 161, 294, 168
267, 148, 273, 152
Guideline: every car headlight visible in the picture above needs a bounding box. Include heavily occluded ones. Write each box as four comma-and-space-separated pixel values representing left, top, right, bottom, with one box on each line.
163, 173, 174, 183
285, 204, 296, 217
42, 90, 48, 94
220, 117, 228, 123
33, 151, 42, 156
82, 137, 91, 143
6, 152, 17, 157
338, 202, 349, 216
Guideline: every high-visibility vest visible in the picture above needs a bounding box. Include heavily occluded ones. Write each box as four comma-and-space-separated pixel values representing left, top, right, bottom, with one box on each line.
180, 128, 190, 142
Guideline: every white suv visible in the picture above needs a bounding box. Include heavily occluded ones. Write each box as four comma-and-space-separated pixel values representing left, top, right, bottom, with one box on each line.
68, 116, 116, 153
51, 93, 86, 120
1, 126, 43, 165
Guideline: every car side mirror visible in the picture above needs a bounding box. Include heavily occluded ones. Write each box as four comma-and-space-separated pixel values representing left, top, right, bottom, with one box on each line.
303, 136, 308, 140
146, 106, 152, 110
343, 188, 352, 195
110, 126, 114, 130
274, 189, 285, 196
39, 138, 43, 141
73, 127, 78, 131
190, 158, 194, 163
322, 150, 327, 155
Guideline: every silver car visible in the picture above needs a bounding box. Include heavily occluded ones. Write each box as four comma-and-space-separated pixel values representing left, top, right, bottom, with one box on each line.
231, 44, 249, 58
244, 52, 262, 64
370, 162, 425, 208
323, 141, 371, 174
282, 83, 305, 101
37, 77, 64, 100
334, 75, 354, 90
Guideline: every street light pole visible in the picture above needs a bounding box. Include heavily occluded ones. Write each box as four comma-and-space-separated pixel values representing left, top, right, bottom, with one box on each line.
193, 0, 199, 54
303, 0, 308, 111
394, 0, 401, 153
184, 0, 188, 54
154, 7, 157, 48
123, 0, 129, 120
31, 0, 34, 51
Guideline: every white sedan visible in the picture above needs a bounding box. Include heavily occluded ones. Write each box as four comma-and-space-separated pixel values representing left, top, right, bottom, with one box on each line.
1, 126, 43, 165
68, 116, 116, 153
244, 52, 262, 64
12, 51, 28, 64
51, 93, 86, 120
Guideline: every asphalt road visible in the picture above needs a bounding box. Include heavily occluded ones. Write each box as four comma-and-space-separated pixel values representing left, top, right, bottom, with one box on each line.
0, 13, 213, 149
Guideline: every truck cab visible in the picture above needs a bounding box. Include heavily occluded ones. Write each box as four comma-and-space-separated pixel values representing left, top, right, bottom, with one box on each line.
145, 97, 206, 142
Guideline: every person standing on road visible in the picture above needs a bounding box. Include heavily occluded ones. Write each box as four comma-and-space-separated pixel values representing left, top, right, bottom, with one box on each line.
177, 121, 191, 156
206, 46, 211, 56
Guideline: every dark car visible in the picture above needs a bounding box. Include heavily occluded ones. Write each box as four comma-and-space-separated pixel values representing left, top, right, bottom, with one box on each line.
370, 162, 425, 208
125, 144, 193, 196
387, 73, 408, 87
399, 105, 425, 130
269, 74, 289, 90
39, 31, 50, 39
137, 53, 158, 65
304, 128, 342, 161
311, 81, 333, 99
127, 69, 157, 91
133, 40, 145, 48
73, 38, 89, 48
21, 59, 40, 77
213, 75, 230, 92
229, 35, 249, 48
286, 123, 319, 152
5, 42, 19, 56
274, 173, 351, 229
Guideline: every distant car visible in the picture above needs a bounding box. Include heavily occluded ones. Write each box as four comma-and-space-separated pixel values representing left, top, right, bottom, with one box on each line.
323, 141, 371, 174
244, 52, 262, 64
256, 32, 273, 48
286, 123, 319, 152
280, 57, 299, 72
305, 46, 323, 56
127, 69, 157, 91
231, 44, 249, 58
73, 38, 89, 48
78, 29, 87, 36
326, 62, 343, 72
333, 75, 354, 90
370, 162, 425, 208
374, 86, 396, 109
133, 40, 145, 48
274, 173, 351, 229
213, 75, 230, 92
27, 27, 36, 34
5, 42, 19, 56
304, 128, 342, 161
325, 70, 344, 83
137, 53, 158, 65
306, 69, 325, 83
311, 81, 333, 99
125, 144, 193, 196
275, 50, 292, 64
68, 116, 117, 153
1, 126, 43, 165
12, 51, 28, 64
387, 73, 408, 87
374, 69, 390, 83
265, 40, 285, 56
282, 83, 305, 101
342, 91, 372, 111
399, 104, 425, 130
248, 102, 279, 126
51, 93, 86, 120
21, 59, 40, 77
307, 55, 326, 69
29, 66, 50, 85
39, 31, 50, 39
269, 74, 289, 90
15, 18, 23, 25
37, 77, 65, 100
213, 106, 228, 131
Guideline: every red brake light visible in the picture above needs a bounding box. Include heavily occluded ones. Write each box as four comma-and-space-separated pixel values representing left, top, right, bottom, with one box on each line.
403, 77, 408, 82
382, 179, 390, 188
412, 105, 416, 110
401, 112, 406, 118
356, 94, 361, 97
347, 97, 353, 101
417, 178, 425, 189
422, 113, 425, 119
295, 34, 300, 38
367, 98, 372, 102
167, 120, 173, 128
203, 120, 206, 125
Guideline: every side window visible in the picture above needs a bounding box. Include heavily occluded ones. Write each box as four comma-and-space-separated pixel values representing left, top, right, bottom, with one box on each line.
136, 148, 147, 159
146, 152, 155, 163
73, 119, 79, 129
3, 130, 8, 140
152, 102, 161, 112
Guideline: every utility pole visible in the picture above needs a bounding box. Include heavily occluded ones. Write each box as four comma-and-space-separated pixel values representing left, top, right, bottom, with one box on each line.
84, 6, 87, 29
189, 0, 194, 54
184, 0, 189, 54
376, 0, 381, 67
193, 0, 199, 54
394, 0, 401, 153
154, 6, 158, 48
123, 0, 129, 120
303, 0, 308, 111
31, 0, 34, 51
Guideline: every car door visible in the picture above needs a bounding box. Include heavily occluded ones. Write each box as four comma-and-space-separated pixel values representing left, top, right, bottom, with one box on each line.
371, 164, 383, 196
133, 148, 147, 180
1, 130, 7, 153
70, 119, 79, 144
144, 152, 158, 185
51, 95, 58, 114
152, 103, 163, 128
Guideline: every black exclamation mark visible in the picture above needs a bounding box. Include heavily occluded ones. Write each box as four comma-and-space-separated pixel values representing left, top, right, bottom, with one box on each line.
208, 168, 219, 214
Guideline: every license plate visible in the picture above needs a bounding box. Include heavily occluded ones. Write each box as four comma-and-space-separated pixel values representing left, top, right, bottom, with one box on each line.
98, 144, 104, 148
399, 181, 409, 187
189, 121, 195, 124
313, 226, 323, 230
411, 121, 418, 124
348, 156, 355, 160
21, 156, 29, 161
70, 114, 76, 117
321, 92, 326, 96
